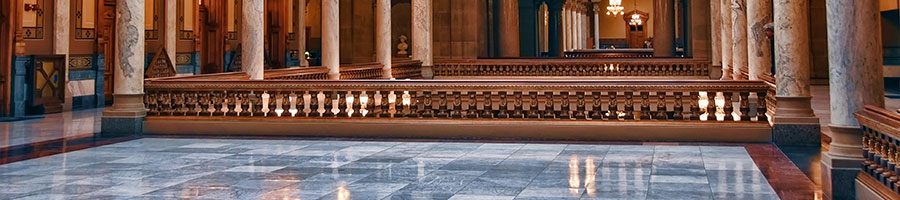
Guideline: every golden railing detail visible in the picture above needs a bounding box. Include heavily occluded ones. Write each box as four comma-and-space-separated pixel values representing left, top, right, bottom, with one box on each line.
564, 49, 654, 58
859, 105, 900, 196
143, 80, 770, 123
392, 60, 424, 79
433, 59, 710, 78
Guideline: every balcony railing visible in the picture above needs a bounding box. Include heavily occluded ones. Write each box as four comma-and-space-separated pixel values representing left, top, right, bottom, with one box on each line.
433, 58, 711, 79
859, 105, 900, 198
564, 49, 654, 58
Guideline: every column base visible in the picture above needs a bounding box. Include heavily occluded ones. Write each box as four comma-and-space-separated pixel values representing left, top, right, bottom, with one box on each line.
421, 65, 434, 79
821, 152, 864, 200
773, 123, 821, 146
773, 96, 821, 146
710, 64, 723, 80
328, 73, 340, 80
101, 94, 147, 137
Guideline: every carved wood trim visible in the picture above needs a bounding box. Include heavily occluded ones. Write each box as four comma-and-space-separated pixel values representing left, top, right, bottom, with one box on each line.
146, 47, 177, 78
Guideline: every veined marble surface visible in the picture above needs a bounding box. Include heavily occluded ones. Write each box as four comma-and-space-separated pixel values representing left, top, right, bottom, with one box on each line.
0, 138, 779, 200
719, 0, 733, 80
710, 0, 722, 65
115, 0, 145, 95
241, 0, 265, 80
746, 0, 772, 80
731, 0, 748, 80
774, 0, 812, 97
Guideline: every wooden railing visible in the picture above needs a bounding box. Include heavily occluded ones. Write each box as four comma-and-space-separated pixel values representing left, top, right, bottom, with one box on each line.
859, 105, 900, 198
433, 58, 711, 79
392, 60, 424, 79
758, 73, 777, 117
564, 49, 654, 58
144, 79, 769, 124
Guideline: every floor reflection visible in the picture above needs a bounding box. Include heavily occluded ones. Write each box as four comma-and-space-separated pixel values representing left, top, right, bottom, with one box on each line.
0, 138, 788, 199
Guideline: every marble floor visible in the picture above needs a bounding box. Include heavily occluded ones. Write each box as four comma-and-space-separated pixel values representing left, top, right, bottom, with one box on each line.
0, 138, 779, 200
0, 109, 102, 149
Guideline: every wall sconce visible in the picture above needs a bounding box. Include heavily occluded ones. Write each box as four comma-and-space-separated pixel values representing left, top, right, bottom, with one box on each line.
24, 4, 41, 12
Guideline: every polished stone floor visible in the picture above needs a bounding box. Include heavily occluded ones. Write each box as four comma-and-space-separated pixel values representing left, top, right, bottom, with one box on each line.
0, 138, 778, 200
0, 109, 102, 149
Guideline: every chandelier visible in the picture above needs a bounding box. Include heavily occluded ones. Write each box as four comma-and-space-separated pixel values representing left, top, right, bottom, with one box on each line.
629, 13, 643, 25
606, 0, 624, 16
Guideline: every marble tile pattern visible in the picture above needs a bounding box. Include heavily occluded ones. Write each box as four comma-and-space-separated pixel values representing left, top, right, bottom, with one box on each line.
0, 138, 780, 200
0, 109, 102, 149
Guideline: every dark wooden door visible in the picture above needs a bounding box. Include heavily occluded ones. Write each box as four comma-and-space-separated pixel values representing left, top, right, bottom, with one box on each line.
200, 1, 225, 74
266, 0, 286, 69
99, 0, 116, 102
0, 1, 11, 116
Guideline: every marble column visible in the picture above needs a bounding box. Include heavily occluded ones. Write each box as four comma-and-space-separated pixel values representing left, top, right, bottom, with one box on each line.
772, 0, 819, 146
710, 0, 722, 69
102, 0, 146, 136
165, 0, 176, 65
323, 0, 340, 79
563, 8, 570, 51
653, 0, 675, 57
412, 0, 433, 78
298, 0, 308, 67
593, 5, 600, 50
54, 0, 71, 111
731, 0, 747, 80
575, 10, 581, 50
241, 0, 264, 80
746, 0, 771, 80
498, 0, 520, 57
720, 0, 733, 80
822, 0, 885, 198
376, 0, 392, 78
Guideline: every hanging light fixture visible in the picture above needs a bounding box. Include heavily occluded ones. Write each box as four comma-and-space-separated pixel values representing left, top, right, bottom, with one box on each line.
606, 0, 624, 16
628, 0, 642, 25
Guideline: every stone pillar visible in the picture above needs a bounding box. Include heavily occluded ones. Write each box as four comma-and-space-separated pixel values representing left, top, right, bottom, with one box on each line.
563, 8, 570, 51
746, 0, 771, 80
821, 0, 885, 199
102, 0, 146, 136
412, 0, 433, 78
653, 0, 675, 57
376, 0, 392, 78
710, 0, 722, 68
731, 0, 747, 80
54, 0, 71, 111
720, 0, 733, 80
548, 1, 562, 57
498, 0, 520, 57
323, 0, 340, 79
772, 0, 819, 146
165, 0, 176, 64
298, 0, 308, 67
241, 0, 264, 80
593, 5, 600, 50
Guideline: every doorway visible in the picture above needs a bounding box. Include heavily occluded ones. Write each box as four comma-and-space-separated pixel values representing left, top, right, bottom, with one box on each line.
30, 56, 65, 114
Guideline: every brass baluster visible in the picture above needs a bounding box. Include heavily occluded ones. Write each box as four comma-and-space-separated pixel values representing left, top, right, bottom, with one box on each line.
673, 92, 684, 120
655, 91, 668, 120
451, 92, 463, 118
512, 92, 525, 119
542, 92, 555, 119
689, 92, 699, 121
740, 92, 751, 121
756, 90, 769, 122
465, 92, 478, 119
575, 93, 586, 120
640, 92, 651, 120
590, 92, 603, 120
624, 92, 635, 120
723, 92, 734, 121
707, 92, 717, 121
608, 92, 618, 120
422, 91, 435, 118
322, 92, 335, 117
527, 92, 540, 119
559, 92, 571, 120
497, 92, 510, 118
437, 92, 449, 118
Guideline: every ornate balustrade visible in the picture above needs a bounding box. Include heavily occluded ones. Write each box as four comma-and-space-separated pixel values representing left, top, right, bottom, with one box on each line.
758, 73, 777, 118
433, 58, 711, 79
564, 49, 654, 58
143, 79, 773, 141
858, 105, 900, 199
392, 60, 424, 79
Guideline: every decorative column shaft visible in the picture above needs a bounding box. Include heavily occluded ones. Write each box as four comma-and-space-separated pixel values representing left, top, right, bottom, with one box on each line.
593, 5, 600, 50
323, 0, 340, 79
720, 0, 733, 80
710, 0, 722, 69
731, 0, 747, 80
822, 0, 885, 198
102, 0, 146, 136
412, 0, 433, 78
499, 0, 520, 57
653, 0, 675, 57
746, 0, 772, 80
298, 0, 308, 67
563, 8, 570, 51
165, 0, 176, 64
241, 0, 264, 80
376, 0, 392, 78
772, 0, 819, 145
